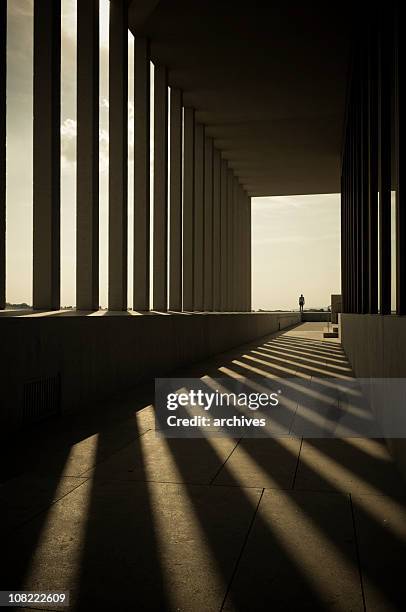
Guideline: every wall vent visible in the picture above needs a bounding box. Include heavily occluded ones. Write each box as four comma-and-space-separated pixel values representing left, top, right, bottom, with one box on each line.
22, 374, 61, 425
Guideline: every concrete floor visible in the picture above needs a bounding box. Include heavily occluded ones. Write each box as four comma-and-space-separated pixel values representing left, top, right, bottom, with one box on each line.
1, 323, 406, 611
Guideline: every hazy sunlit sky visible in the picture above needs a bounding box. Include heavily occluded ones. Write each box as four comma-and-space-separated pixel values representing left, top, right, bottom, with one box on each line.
6, 0, 342, 310
252, 194, 340, 310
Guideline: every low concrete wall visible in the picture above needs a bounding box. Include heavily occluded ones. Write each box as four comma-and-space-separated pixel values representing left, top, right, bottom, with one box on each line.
301, 312, 331, 322
341, 313, 406, 478
0, 311, 300, 432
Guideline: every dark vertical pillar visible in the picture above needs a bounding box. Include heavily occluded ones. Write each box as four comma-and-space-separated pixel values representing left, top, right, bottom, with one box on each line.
368, 22, 379, 313
247, 194, 252, 311
233, 178, 239, 311
237, 184, 243, 311
133, 37, 150, 311
361, 41, 370, 313
340, 160, 347, 313
152, 64, 168, 311
193, 122, 204, 311
76, 0, 99, 310
351, 108, 356, 313
212, 148, 221, 311
227, 169, 233, 311
395, 4, 406, 313
203, 135, 213, 310
169, 88, 182, 311
0, 1, 6, 309
33, 0, 61, 310
108, 0, 127, 310
182, 108, 194, 310
378, 13, 392, 315
220, 159, 228, 311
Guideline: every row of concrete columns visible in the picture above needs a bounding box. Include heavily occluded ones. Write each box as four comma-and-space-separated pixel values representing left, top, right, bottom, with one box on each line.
341, 2, 402, 315
0, 0, 252, 312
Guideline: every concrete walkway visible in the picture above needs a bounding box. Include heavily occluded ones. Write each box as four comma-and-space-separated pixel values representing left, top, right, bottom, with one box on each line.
2, 323, 406, 611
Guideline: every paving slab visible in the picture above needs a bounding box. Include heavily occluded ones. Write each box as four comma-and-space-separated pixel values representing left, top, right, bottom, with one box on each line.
3, 480, 261, 611
0, 475, 88, 533
223, 489, 364, 611
352, 493, 406, 612
213, 437, 301, 489
294, 438, 406, 496
83, 429, 239, 485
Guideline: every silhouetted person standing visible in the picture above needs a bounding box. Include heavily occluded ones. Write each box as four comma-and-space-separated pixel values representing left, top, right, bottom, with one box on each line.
299, 294, 305, 313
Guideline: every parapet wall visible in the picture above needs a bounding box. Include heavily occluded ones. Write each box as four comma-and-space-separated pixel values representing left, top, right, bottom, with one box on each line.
341, 313, 406, 480
0, 311, 300, 432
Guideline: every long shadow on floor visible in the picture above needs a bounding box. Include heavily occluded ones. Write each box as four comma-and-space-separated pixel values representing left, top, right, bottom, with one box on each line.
3, 326, 406, 610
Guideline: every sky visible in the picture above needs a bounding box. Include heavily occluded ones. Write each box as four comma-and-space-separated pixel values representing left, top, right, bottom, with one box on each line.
251, 194, 341, 311
5, 0, 342, 310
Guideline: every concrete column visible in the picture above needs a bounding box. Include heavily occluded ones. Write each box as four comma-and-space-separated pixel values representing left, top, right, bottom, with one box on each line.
378, 22, 391, 315
232, 178, 238, 311
237, 184, 244, 311
133, 37, 150, 311
212, 148, 221, 311
220, 159, 228, 311
227, 169, 234, 311
33, 0, 61, 310
169, 88, 182, 311
368, 35, 378, 314
236, 180, 242, 311
76, 0, 99, 310
182, 108, 194, 311
203, 136, 213, 310
193, 122, 204, 310
244, 189, 249, 311
152, 65, 168, 311
108, 0, 128, 310
395, 9, 406, 314
241, 188, 247, 311
0, 1, 6, 309
247, 194, 252, 311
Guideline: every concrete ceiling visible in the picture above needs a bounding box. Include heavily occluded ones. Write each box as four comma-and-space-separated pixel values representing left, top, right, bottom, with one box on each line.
128, 1, 351, 197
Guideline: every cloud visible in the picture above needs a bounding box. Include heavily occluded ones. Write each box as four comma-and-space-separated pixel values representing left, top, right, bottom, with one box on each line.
61, 118, 77, 164
60, 117, 113, 173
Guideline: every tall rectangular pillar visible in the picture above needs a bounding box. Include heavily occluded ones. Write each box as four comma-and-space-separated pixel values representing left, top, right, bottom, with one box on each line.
169, 88, 182, 311
360, 53, 370, 314
152, 65, 168, 311
212, 148, 221, 311
237, 183, 243, 311
227, 169, 234, 311
203, 136, 213, 310
76, 0, 99, 310
237, 182, 243, 311
193, 122, 204, 311
368, 29, 378, 313
247, 194, 252, 311
0, 1, 6, 309
395, 8, 406, 314
108, 0, 128, 310
33, 0, 61, 310
243, 190, 249, 311
133, 37, 150, 311
182, 108, 194, 311
220, 159, 228, 311
378, 20, 392, 315
232, 178, 239, 311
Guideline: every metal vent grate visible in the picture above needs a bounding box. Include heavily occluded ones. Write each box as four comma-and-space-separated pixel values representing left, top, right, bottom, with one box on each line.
22, 374, 61, 425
